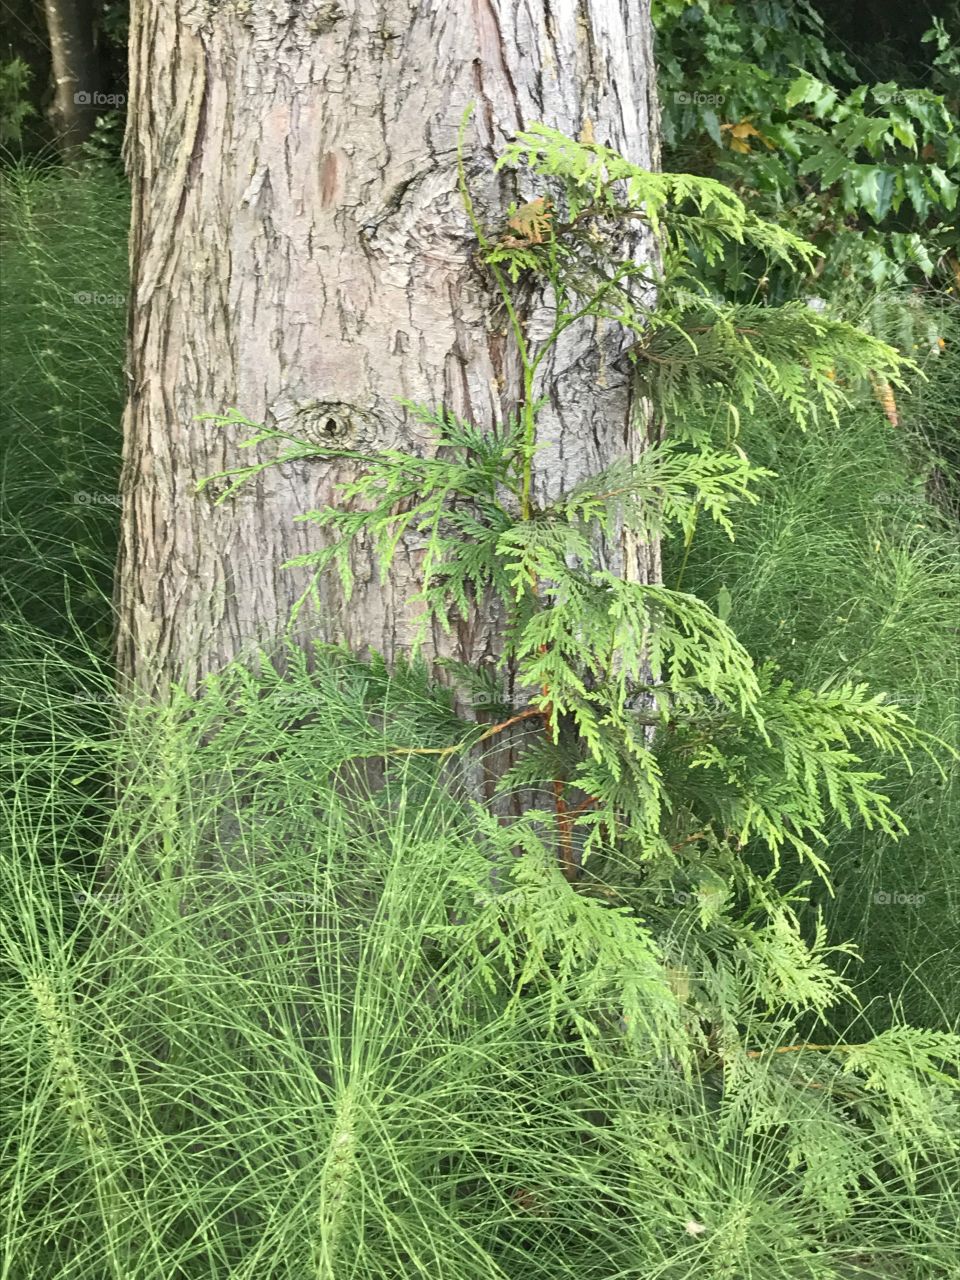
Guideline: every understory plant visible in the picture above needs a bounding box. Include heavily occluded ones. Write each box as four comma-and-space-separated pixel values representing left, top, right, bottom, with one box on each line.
193, 116, 960, 1268
203, 115, 936, 887
4, 121, 959, 1279
654, 0, 960, 302
3, 623, 959, 1280
662, 352, 960, 1030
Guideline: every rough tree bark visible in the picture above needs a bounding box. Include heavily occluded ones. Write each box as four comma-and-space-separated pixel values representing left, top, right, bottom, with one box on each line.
117, 0, 661, 696
43, 0, 101, 155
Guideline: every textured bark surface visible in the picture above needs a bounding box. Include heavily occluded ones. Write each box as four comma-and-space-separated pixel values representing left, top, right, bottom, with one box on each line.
118, 0, 661, 695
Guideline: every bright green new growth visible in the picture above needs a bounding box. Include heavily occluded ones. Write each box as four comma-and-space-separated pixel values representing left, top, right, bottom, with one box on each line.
486, 122, 915, 430
193, 125, 959, 1257
201, 116, 937, 879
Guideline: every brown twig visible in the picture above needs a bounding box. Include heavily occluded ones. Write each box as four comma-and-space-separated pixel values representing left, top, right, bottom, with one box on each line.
670, 829, 709, 852
554, 780, 578, 882
567, 794, 600, 819
380, 706, 546, 759
746, 1042, 850, 1059
534, 633, 580, 881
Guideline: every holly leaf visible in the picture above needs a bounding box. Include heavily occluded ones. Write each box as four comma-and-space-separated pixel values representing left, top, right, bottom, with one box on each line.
902, 165, 931, 217
889, 118, 917, 152
702, 109, 722, 147
812, 145, 852, 187
785, 73, 838, 118
835, 114, 892, 155
871, 168, 897, 221
927, 165, 959, 211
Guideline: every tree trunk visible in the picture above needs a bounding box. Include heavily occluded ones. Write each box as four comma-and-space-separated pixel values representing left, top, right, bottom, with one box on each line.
43, 0, 100, 156
117, 0, 662, 697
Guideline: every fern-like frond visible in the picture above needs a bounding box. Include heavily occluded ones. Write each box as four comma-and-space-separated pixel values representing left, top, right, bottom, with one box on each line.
635, 300, 914, 429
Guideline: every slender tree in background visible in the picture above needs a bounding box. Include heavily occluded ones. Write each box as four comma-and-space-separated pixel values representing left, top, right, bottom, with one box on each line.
42, 0, 100, 154
117, 0, 661, 695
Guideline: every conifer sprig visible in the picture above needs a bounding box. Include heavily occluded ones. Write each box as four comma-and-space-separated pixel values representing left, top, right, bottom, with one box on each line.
200, 118, 939, 888
195, 125, 956, 1184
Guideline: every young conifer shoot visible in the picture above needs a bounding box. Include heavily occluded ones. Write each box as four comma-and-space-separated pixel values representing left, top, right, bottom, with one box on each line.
197, 113, 959, 1265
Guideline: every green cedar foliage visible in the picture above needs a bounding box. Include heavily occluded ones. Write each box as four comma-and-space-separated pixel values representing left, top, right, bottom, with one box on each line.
198, 119, 959, 1237
202, 116, 931, 874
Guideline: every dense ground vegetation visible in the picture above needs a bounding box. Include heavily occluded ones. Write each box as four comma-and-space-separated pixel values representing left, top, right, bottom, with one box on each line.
2, 6, 958, 1278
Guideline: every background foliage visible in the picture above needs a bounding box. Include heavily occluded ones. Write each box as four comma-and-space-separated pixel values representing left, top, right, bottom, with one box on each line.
1, 4, 958, 1278
655, 0, 959, 302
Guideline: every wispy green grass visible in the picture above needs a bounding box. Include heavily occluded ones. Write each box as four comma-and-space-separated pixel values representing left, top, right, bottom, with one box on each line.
2, 629, 958, 1280
0, 159, 127, 643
